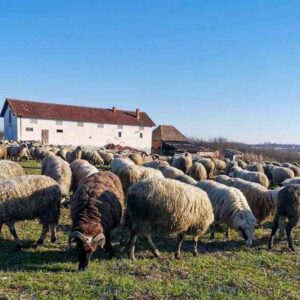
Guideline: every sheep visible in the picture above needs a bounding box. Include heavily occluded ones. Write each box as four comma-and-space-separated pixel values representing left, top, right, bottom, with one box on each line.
0, 175, 61, 249
268, 184, 300, 251
41, 154, 72, 198
194, 157, 215, 178
196, 180, 256, 246
66, 147, 82, 164
158, 165, 184, 179
34, 147, 51, 161
0, 146, 7, 160
0, 160, 25, 180
141, 152, 153, 164
224, 160, 238, 175
143, 160, 169, 169
70, 159, 99, 192
212, 158, 226, 174
229, 166, 270, 188
118, 165, 164, 194
128, 153, 144, 165
174, 174, 198, 185
56, 148, 68, 161
282, 163, 300, 177
247, 164, 265, 173
98, 150, 113, 165
282, 177, 300, 186
216, 175, 278, 224
111, 157, 135, 176
171, 153, 192, 174
69, 172, 125, 270
122, 178, 214, 260
188, 162, 207, 181
81, 150, 104, 166
268, 166, 294, 186
7, 144, 29, 161
237, 159, 248, 169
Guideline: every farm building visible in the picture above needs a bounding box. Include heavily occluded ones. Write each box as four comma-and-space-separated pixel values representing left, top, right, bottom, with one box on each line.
223, 149, 243, 160
152, 125, 219, 157
1, 98, 155, 153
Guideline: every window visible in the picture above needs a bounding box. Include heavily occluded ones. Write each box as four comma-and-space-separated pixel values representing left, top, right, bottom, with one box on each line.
118, 132, 122, 138
57, 129, 63, 133
9, 111, 12, 124
26, 127, 33, 132
30, 119, 38, 124
117, 124, 123, 129
139, 126, 144, 131
140, 133, 143, 139
77, 122, 84, 127
98, 123, 104, 128
56, 120, 63, 125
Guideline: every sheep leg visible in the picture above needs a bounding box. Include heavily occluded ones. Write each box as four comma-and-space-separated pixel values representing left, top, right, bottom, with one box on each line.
268, 215, 279, 250
175, 233, 185, 259
36, 223, 49, 247
7, 223, 21, 250
225, 227, 230, 240
278, 216, 286, 240
127, 232, 138, 260
193, 236, 198, 256
50, 224, 57, 243
286, 217, 297, 251
105, 232, 115, 259
145, 234, 160, 257
209, 223, 218, 240
0, 223, 2, 235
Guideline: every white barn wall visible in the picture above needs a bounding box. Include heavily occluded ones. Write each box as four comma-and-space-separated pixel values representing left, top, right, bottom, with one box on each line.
19, 117, 153, 153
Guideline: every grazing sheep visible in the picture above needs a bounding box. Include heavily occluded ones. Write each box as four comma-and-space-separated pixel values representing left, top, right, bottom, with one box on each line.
237, 159, 248, 169
128, 153, 144, 165
66, 147, 82, 164
111, 157, 135, 175
194, 157, 215, 178
41, 154, 72, 198
212, 159, 226, 174
197, 180, 256, 246
269, 166, 294, 186
188, 162, 207, 181
69, 172, 124, 270
158, 165, 184, 179
282, 177, 300, 186
0, 175, 61, 248
70, 159, 99, 192
229, 166, 270, 188
122, 178, 214, 259
268, 184, 300, 251
174, 174, 198, 185
0, 146, 7, 160
0, 160, 25, 180
81, 150, 104, 166
281, 163, 300, 177
143, 160, 169, 169
171, 153, 192, 174
56, 148, 68, 161
216, 175, 278, 224
34, 147, 51, 161
98, 150, 113, 165
224, 160, 238, 175
118, 165, 164, 194
247, 164, 265, 173
7, 144, 29, 161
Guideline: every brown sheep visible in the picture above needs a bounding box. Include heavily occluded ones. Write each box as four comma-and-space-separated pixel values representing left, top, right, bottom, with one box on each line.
0, 146, 7, 160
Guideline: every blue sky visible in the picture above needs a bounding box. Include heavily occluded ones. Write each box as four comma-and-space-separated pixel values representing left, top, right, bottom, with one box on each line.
0, 0, 300, 143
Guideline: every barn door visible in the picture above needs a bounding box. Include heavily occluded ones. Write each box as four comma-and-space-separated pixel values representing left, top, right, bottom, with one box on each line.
41, 129, 49, 145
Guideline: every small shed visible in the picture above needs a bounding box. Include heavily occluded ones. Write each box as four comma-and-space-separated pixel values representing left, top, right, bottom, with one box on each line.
223, 149, 243, 161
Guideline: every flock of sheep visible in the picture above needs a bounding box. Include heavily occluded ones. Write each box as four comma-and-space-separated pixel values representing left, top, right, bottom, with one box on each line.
0, 141, 299, 271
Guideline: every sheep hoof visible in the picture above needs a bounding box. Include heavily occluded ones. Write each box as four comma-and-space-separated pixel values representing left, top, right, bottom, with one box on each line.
35, 239, 44, 247
153, 250, 160, 258
289, 247, 295, 252
193, 251, 198, 257
175, 253, 181, 260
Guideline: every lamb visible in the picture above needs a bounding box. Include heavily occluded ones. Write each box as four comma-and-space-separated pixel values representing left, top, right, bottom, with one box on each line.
196, 180, 256, 246
7, 144, 29, 161
111, 157, 135, 175
69, 172, 124, 270
66, 147, 82, 164
229, 166, 270, 188
128, 153, 144, 165
0, 175, 61, 249
98, 150, 114, 165
158, 165, 184, 179
118, 164, 164, 194
171, 153, 192, 174
122, 178, 214, 260
216, 175, 278, 224
247, 164, 265, 173
0, 146, 7, 160
81, 150, 104, 166
268, 166, 294, 186
188, 162, 207, 181
41, 153, 72, 198
0, 160, 25, 180
268, 184, 300, 251
194, 157, 215, 178
282, 177, 300, 186
70, 159, 99, 192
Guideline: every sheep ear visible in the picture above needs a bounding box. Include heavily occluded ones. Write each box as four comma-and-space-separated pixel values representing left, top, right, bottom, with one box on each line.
92, 233, 106, 248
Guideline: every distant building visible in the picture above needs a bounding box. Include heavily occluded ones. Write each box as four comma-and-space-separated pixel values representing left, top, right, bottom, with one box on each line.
223, 149, 243, 160
1, 98, 155, 153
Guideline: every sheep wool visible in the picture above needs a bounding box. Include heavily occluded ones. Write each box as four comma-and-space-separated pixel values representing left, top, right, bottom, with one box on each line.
0, 160, 25, 180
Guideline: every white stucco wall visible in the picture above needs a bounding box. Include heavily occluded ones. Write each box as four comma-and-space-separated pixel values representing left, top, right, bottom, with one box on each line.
19, 117, 153, 153
3, 107, 18, 140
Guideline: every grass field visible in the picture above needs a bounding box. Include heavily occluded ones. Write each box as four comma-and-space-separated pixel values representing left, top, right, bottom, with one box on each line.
0, 161, 299, 299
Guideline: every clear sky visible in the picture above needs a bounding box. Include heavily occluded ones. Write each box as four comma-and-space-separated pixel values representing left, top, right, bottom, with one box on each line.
0, 1, 300, 144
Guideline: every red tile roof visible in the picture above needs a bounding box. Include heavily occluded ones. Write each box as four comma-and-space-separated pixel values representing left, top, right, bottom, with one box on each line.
152, 125, 189, 142
1, 98, 155, 127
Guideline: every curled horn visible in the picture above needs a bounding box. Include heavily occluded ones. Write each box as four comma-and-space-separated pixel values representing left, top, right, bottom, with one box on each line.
92, 233, 106, 248
68, 231, 86, 246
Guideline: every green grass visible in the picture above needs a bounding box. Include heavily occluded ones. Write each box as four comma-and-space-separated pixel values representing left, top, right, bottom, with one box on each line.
0, 161, 299, 299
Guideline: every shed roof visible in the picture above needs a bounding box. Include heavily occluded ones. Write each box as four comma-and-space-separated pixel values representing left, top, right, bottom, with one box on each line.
152, 125, 189, 142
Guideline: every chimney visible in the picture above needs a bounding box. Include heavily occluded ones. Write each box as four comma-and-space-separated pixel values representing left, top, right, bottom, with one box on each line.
112, 106, 117, 113
136, 108, 140, 120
